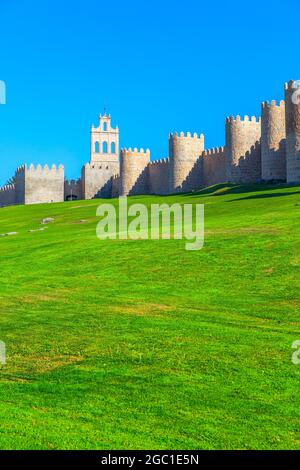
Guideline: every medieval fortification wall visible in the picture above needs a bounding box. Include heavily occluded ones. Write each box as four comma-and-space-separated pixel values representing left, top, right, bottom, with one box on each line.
81, 162, 119, 199
14, 164, 65, 205
148, 158, 170, 195
0, 184, 16, 207
1, 80, 300, 207
202, 147, 227, 187
64, 179, 82, 201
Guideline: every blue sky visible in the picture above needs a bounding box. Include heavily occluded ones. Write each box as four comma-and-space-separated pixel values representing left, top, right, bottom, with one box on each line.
0, 0, 299, 185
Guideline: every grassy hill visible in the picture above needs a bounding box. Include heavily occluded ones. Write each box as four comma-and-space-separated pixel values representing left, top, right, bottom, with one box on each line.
0, 183, 300, 450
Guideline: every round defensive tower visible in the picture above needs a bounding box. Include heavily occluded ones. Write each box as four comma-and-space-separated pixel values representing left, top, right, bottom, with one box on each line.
169, 132, 204, 193
119, 148, 150, 196
284, 80, 300, 183
261, 100, 286, 182
225, 115, 261, 183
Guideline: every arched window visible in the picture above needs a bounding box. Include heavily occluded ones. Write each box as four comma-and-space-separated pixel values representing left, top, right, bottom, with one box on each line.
111, 142, 116, 154
95, 141, 100, 153
103, 122, 107, 131
103, 141, 108, 153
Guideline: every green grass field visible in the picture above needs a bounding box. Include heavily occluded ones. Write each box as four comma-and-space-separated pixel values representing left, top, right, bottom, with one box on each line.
0, 183, 300, 450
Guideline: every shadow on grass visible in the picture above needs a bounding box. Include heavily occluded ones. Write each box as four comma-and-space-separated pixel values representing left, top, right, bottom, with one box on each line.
230, 191, 300, 201
127, 183, 300, 202
179, 183, 300, 199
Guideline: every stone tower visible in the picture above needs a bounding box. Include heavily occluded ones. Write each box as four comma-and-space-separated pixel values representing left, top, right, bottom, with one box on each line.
261, 100, 286, 182
225, 116, 261, 183
169, 132, 204, 193
284, 80, 300, 183
82, 113, 120, 199
119, 148, 150, 196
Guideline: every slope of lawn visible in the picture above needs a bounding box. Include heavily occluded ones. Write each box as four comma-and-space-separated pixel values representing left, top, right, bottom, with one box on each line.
0, 183, 300, 450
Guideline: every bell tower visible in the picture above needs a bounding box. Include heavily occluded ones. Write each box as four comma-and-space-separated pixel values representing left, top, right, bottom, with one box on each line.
82, 112, 120, 199
90, 113, 119, 163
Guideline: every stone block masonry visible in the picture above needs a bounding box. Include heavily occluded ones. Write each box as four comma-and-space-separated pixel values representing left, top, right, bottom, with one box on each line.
148, 158, 170, 195
169, 132, 205, 193
285, 81, 300, 183
225, 116, 261, 183
15, 164, 64, 205
202, 147, 227, 187
64, 179, 82, 201
81, 162, 119, 199
119, 148, 150, 196
261, 100, 286, 181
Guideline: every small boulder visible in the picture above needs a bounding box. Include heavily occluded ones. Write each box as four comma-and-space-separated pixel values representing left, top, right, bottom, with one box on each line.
41, 217, 54, 225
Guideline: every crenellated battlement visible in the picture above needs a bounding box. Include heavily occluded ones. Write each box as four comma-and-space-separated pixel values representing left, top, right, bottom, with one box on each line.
169, 131, 204, 141
15, 163, 64, 175
0, 183, 16, 206
148, 157, 169, 166
284, 80, 300, 90
0, 184, 15, 193
25, 163, 64, 174
15, 165, 26, 175
262, 100, 285, 110
120, 148, 151, 157
225, 115, 261, 124
202, 146, 225, 157
65, 179, 81, 187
